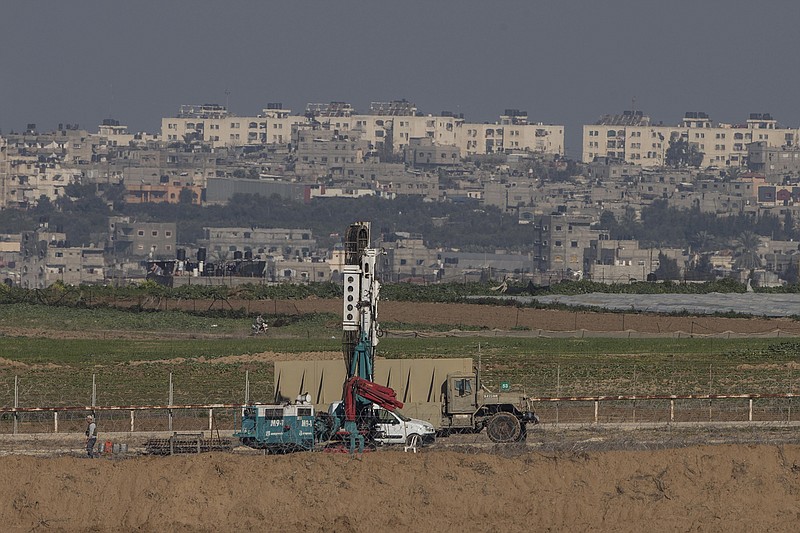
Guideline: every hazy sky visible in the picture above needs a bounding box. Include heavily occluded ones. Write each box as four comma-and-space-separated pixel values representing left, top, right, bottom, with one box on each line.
2, 1, 800, 157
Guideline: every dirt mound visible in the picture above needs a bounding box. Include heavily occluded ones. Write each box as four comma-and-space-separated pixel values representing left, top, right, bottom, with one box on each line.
2, 444, 799, 532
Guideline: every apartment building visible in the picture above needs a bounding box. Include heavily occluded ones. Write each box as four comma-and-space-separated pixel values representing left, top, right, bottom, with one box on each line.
161, 103, 302, 148
97, 119, 159, 147
331, 160, 440, 200
161, 101, 564, 157
748, 141, 800, 181
531, 212, 599, 274
108, 217, 177, 260
376, 232, 441, 282
19, 228, 105, 288
2, 155, 79, 208
404, 137, 460, 168
197, 227, 316, 261
293, 124, 369, 178
585, 239, 685, 283
583, 111, 797, 169
460, 110, 564, 156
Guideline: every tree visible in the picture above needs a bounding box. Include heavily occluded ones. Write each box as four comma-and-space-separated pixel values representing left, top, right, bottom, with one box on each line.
653, 251, 681, 280
665, 138, 704, 168
733, 231, 762, 271
179, 188, 197, 205
686, 253, 715, 281
689, 231, 716, 252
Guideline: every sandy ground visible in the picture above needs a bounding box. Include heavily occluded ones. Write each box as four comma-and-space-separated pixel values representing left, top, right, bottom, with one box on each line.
1, 425, 799, 532
1, 443, 799, 532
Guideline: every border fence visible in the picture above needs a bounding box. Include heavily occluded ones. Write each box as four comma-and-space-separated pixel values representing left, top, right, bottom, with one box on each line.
1, 367, 798, 434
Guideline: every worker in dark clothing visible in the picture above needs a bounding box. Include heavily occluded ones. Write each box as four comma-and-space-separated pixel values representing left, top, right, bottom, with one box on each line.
85, 415, 98, 458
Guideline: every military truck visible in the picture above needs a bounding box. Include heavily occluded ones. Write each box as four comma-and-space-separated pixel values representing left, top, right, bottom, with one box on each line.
440, 370, 538, 442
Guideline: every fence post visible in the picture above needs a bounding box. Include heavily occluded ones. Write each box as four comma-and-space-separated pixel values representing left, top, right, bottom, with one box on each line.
632, 366, 637, 424
13, 375, 18, 435
168, 372, 174, 432
555, 364, 560, 426
594, 400, 598, 424
749, 399, 753, 422
54, 411, 58, 433
245, 370, 250, 405
208, 408, 213, 431
670, 399, 674, 422
788, 367, 793, 423
130, 410, 135, 432
708, 364, 713, 421
92, 374, 96, 408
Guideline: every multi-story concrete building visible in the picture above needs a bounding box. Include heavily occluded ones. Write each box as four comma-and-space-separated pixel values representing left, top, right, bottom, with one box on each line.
161, 101, 565, 157
585, 239, 685, 283
460, 109, 563, 156
582, 111, 797, 169
162, 104, 306, 148
2, 154, 79, 208
404, 137, 460, 168
531, 212, 599, 275
748, 141, 800, 181
108, 217, 177, 260
197, 227, 316, 261
97, 119, 159, 147
293, 124, 369, 179
20, 227, 105, 288
376, 232, 441, 282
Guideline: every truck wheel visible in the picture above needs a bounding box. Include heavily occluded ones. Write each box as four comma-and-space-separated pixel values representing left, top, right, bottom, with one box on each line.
486, 412, 521, 443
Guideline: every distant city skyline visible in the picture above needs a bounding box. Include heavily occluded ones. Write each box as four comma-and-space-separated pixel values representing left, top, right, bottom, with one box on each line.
3, 1, 800, 158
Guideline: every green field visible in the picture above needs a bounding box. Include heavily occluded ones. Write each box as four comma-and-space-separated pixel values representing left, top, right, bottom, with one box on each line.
0, 304, 798, 409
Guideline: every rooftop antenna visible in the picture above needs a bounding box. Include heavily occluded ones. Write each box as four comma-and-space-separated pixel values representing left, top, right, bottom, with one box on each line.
631, 96, 636, 112
108, 83, 114, 119
225, 88, 231, 110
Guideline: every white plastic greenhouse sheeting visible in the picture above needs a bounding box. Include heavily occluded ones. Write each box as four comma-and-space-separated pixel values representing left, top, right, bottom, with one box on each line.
482, 293, 800, 317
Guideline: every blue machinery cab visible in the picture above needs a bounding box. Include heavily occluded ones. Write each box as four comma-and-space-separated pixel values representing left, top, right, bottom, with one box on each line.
235, 401, 317, 453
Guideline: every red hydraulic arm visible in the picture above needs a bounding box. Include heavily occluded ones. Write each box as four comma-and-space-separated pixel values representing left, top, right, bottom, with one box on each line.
343, 376, 404, 422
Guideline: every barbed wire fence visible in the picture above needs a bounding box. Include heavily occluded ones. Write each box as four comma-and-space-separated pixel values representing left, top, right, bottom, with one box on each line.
1, 351, 797, 435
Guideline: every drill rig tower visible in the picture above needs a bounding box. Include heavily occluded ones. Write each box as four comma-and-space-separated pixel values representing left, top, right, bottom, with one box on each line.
338, 222, 401, 452
342, 221, 382, 382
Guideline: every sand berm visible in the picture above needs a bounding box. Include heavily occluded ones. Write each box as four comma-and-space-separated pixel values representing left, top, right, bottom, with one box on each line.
2, 444, 799, 532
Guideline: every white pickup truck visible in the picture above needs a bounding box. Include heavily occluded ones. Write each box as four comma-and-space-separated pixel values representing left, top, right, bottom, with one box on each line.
328, 401, 436, 447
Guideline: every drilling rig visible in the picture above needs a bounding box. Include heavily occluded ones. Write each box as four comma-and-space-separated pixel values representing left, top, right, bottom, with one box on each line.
327, 221, 403, 452
235, 222, 405, 454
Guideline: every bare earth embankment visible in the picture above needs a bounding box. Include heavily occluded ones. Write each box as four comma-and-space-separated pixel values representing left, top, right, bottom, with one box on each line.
1, 445, 799, 532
